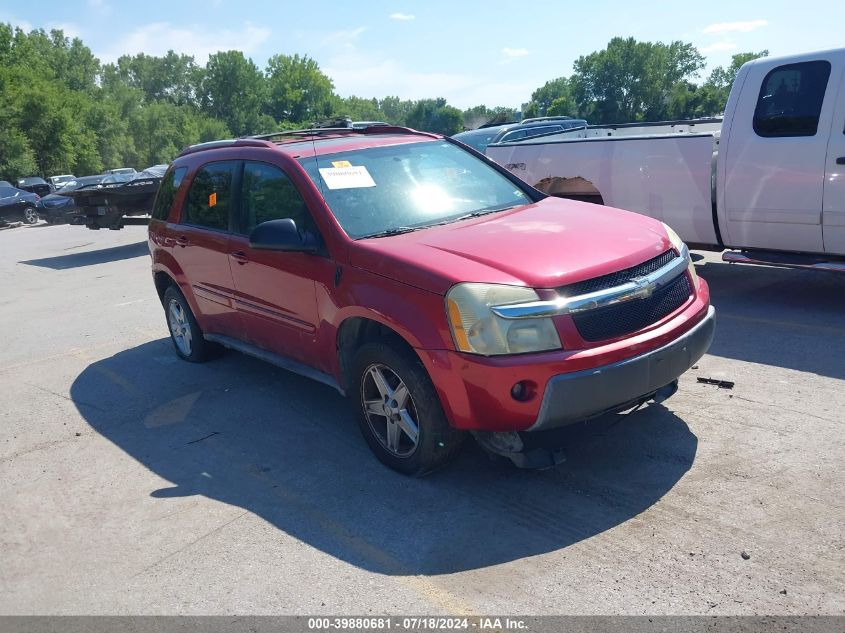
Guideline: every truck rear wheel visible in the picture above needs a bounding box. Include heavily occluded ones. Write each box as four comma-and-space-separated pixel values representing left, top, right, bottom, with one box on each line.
351, 341, 464, 476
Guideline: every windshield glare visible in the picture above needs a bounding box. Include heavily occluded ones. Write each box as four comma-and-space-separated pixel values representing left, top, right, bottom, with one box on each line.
299, 141, 530, 239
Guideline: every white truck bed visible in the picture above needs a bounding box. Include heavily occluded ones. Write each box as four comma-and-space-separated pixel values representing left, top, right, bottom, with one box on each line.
490, 131, 721, 246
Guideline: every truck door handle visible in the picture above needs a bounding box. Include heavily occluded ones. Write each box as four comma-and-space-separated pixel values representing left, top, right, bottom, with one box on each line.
175, 236, 189, 247
837, 157, 845, 165
231, 251, 249, 265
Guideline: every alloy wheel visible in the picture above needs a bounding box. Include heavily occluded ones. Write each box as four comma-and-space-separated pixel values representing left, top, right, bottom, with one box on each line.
361, 363, 420, 457
167, 299, 193, 356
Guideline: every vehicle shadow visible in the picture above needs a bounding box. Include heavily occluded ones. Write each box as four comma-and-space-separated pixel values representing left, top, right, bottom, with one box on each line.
70, 339, 697, 576
20, 241, 148, 270
695, 260, 845, 379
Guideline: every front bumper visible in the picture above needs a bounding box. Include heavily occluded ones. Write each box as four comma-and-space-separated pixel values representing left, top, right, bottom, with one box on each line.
419, 282, 712, 432
529, 305, 715, 431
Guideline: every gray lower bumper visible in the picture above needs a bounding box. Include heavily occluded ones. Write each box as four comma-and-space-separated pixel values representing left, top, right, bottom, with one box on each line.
529, 306, 716, 431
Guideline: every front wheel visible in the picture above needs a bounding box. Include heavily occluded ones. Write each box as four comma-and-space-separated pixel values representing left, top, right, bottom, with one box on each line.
351, 341, 464, 476
22, 206, 39, 225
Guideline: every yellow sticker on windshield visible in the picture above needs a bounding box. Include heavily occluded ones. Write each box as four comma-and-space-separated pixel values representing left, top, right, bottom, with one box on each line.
331, 160, 352, 168
209, 192, 217, 207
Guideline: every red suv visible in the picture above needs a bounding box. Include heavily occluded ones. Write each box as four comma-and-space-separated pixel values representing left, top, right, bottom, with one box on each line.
149, 125, 715, 475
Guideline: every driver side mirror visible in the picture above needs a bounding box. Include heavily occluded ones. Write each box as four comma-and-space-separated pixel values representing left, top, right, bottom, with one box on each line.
248, 218, 319, 253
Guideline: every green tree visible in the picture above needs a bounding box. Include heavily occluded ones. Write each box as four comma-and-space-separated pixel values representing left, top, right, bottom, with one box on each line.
265, 54, 334, 123
405, 98, 464, 135
571, 37, 705, 123
109, 51, 202, 105
199, 51, 266, 136
525, 77, 573, 118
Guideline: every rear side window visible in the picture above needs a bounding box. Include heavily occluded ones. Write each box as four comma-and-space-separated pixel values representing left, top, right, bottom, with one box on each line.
753, 60, 831, 137
152, 167, 187, 221
239, 162, 313, 235
182, 161, 237, 231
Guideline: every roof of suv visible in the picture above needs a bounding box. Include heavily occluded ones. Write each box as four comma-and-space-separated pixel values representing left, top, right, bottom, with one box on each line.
178, 127, 440, 161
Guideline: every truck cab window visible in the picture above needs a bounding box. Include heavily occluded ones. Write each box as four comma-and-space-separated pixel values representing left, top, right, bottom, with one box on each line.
753, 60, 831, 137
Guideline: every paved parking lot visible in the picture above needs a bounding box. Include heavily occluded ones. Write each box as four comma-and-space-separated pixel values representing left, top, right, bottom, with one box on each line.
1, 223, 843, 615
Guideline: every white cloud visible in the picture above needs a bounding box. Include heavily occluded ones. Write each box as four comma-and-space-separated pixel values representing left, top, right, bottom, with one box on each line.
703, 19, 768, 34
389, 12, 415, 21
97, 21, 271, 64
324, 48, 531, 109
501, 47, 529, 58
321, 27, 366, 48
701, 41, 739, 54
87, 0, 112, 13
0, 11, 33, 32
47, 22, 82, 40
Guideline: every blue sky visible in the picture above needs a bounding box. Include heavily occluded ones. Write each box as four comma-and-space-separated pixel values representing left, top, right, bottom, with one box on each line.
2, 0, 843, 109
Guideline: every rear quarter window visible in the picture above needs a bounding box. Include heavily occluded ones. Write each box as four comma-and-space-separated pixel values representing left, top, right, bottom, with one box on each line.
152, 167, 187, 221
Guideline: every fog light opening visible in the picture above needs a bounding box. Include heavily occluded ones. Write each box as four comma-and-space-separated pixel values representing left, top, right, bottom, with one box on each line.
510, 380, 536, 402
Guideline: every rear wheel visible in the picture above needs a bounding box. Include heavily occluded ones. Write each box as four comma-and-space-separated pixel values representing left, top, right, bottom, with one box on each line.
351, 341, 464, 476
22, 206, 39, 225
162, 285, 216, 363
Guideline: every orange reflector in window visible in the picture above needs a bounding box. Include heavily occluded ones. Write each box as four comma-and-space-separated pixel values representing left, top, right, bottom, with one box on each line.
209, 192, 217, 207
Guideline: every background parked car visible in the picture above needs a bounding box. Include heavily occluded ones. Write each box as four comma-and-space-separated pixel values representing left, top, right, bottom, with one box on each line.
39, 175, 106, 224
48, 174, 76, 190
104, 167, 137, 176
16, 176, 53, 197
0, 185, 41, 225
452, 117, 589, 153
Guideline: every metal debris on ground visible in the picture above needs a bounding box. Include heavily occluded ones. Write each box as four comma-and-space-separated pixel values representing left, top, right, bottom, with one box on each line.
697, 377, 735, 389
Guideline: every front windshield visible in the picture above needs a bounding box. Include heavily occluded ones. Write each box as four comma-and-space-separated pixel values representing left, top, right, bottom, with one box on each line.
298, 140, 530, 238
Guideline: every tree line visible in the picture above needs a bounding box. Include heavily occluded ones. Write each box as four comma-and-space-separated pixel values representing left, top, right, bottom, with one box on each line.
0, 24, 765, 180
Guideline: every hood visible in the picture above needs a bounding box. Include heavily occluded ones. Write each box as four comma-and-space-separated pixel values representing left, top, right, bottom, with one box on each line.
348, 198, 673, 294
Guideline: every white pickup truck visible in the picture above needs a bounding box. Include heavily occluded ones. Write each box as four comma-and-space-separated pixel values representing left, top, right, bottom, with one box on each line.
486, 48, 845, 271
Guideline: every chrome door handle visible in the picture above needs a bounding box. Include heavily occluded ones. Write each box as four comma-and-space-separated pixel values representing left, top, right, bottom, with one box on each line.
231, 251, 249, 265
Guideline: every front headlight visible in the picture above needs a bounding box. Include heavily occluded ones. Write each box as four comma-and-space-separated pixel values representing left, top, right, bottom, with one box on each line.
662, 222, 698, 285
446, 283, 562, 355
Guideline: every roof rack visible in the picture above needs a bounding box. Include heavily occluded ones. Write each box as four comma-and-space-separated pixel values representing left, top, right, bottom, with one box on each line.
178, 138, 275, 157
248, 124, 438, 142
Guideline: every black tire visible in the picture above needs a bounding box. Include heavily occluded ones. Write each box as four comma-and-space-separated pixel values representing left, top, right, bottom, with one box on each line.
162, 285, 217, 363
351, 341, 465, 476
22, 206, 39, 225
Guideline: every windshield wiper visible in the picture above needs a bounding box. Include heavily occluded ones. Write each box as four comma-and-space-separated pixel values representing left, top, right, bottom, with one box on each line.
363, 226, 421, 239
436, 205, 521, 226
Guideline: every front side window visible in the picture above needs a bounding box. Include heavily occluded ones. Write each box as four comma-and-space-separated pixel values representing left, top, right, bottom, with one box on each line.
298, 140, 531, 238
182, 161, 236, 231
152, 167, 187, 221
239, 162, 313, 235
753, 60, 831, 137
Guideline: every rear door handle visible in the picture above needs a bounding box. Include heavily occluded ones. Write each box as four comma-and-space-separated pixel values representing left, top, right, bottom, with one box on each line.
175, 236, 189, 247
837, 157, 845, 165
231, 251, 249, 265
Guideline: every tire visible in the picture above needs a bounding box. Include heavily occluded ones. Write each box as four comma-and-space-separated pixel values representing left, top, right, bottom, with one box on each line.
162, 285, 216, 363
351, 341, 465, 476
22, 206, 39, 225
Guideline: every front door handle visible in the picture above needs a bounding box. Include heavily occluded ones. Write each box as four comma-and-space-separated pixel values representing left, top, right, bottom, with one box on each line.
836, 156, 845, 165
231, 251, 249, 265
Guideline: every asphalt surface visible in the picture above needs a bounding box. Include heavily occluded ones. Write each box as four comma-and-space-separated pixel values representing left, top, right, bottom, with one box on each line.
1, 222, 843, 615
